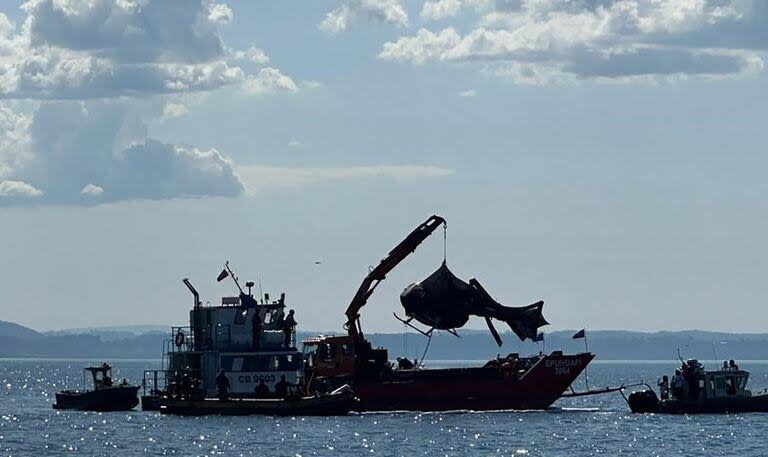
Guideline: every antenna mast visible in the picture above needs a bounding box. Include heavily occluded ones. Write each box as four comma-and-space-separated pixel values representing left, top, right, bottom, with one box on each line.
224, 261, 244, 294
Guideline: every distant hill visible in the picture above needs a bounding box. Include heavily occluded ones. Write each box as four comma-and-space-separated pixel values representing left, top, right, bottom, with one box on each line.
46, 325, 169, 342
0, 320, 43, 340
2, 321, 768, 360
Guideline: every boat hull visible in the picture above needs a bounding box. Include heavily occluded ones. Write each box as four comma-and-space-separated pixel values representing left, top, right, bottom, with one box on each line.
352, 352, 593, 412
159, 390, 356, 416
141, 395, 162, 411
53, 386, 140, 411
629, 389, 768, 414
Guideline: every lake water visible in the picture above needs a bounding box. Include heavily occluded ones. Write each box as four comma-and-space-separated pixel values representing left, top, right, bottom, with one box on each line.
2, 358, 768, 456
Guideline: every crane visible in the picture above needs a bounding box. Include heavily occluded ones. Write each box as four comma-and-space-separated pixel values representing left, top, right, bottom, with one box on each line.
301, 215, 446, 381
344, 215, 446, 344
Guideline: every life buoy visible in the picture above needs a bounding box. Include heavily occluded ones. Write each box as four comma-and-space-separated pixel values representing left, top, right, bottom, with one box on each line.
174, 330, 185, 348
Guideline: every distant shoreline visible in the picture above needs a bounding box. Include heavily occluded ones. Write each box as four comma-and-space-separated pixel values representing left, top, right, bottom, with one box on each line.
5, 319, 768, 360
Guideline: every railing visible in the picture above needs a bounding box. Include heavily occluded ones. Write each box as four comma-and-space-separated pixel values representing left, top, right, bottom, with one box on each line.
142, 370, 169, 396
170, 326, 195, 353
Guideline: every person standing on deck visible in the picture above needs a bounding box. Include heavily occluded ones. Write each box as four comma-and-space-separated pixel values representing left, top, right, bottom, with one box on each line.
275, 375, 290, 398
254, 380, 270, 398
671, 369, 685, 399
216, 369, 230, 401
283, 310, 297, 348
252, 311, 262, 350
658, 375, 670, 401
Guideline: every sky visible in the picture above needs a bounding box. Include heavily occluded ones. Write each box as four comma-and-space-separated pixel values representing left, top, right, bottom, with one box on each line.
1, 0, 768, 334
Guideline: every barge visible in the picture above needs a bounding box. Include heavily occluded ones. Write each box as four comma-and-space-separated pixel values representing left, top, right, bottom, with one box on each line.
303, 215, 593, 412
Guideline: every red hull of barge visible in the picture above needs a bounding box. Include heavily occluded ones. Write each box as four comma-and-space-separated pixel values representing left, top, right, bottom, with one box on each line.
353, 352, 594, 412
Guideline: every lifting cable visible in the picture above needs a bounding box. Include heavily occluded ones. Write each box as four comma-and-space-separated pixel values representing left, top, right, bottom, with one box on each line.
416, 331, 433, 370
442, 222, 448, 264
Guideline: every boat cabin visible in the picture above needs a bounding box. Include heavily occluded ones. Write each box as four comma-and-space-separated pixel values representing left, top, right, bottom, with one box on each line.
704, 370, 751, 399
163, 285, 304, 398
670, 361, 752, 402
302, 335, 357, 377
85, 363, 115, 390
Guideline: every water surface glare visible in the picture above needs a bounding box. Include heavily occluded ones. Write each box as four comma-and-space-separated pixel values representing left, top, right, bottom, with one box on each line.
2, 359, 768, 455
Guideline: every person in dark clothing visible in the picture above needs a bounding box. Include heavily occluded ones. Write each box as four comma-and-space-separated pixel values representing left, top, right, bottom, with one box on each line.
181, 367, 191, 400
283, 310, 297, 348
216, 369, 230, 401
658, 375, 670, 400
254, 380, 271, 398
274, 375, 291, 398
252, 312, 262, 350
397, 357, 414, 370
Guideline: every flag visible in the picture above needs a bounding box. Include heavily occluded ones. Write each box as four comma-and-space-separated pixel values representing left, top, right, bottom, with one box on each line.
572, 329, 586, 339
216, 269, 229, 282
532, 332, 544, 342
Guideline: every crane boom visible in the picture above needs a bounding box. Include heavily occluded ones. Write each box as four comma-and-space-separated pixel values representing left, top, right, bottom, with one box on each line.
344, 215, 446, 342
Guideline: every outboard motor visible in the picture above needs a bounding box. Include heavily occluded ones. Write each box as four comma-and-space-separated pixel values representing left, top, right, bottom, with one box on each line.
627, 389, 661, 413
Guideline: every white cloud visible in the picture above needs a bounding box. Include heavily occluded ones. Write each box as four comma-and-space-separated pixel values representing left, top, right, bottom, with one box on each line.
380, 0, 768, 83
287, 139, 303, 147
0, 100, 245, 206
243, 67, 299, 95
457, 88, 476, 97
0, 103, 32, 179
0, 1, 297, 99
0, 1, 304, 206
161, 102, 189, 119
320, 0, 408, 33
230, 46, 270, 64
420, 0, 463, 21
379, 28, 461, 64
22, 0, 227, 64
80, 183, 104, 196
0, 180, 43, 198
208, 2, 233, 25
238, 165, 454, 194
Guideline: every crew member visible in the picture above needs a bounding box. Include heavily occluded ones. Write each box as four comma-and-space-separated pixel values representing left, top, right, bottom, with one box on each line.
252, 312, 262, 350
101, 363, 113, 388
181, 366, 192, 400
272, 308, 285, 329
671, 369, 685, 399
216, 369, 230, 401
729, 359, 739, 371
274, 374, 292, 398
397, 357, 414, 370
254, 380, 271, 398
283, 310, 297, 348
658, 375, 670, 401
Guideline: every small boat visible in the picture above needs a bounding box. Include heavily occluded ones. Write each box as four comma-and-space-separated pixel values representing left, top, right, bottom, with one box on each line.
625, 359, 768, 414
53, 363, 139, 411
159, 385, 356, 416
